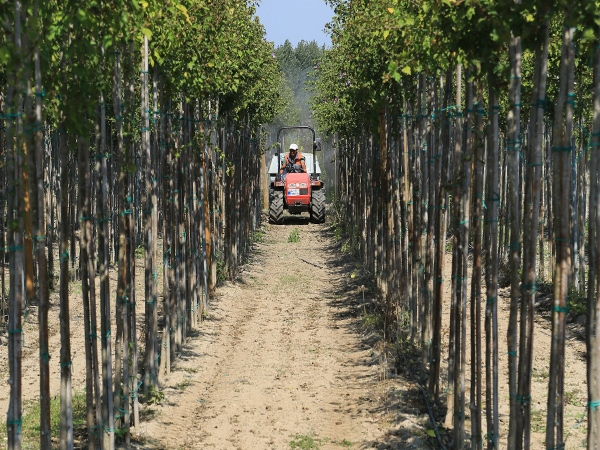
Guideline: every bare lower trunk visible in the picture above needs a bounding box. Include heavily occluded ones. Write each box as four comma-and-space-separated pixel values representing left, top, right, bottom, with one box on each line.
470, 80, 484, 450
59, 126, 74, 450
32, 0, 50, 444
506, 26, 522, 450
96, 93, 115, 450
546, 23, 574, 450
484, 87, 500, 449
588, 34, 600, 450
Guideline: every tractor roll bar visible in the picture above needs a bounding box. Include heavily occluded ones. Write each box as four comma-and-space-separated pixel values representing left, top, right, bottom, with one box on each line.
276, 126, 319, 180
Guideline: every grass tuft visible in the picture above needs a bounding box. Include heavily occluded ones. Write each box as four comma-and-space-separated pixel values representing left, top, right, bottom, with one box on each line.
1, 390, 87, 447
290, 434, 320, 449
288, 228, 301, 243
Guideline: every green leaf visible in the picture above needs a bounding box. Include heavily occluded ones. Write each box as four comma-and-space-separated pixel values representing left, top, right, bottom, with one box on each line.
0, 47, 9, 65
103, 35, 113, 50
401, 65, 411, 75
175, 3, 191, 22
141, 27, 152, 40
583, 28, 595, 41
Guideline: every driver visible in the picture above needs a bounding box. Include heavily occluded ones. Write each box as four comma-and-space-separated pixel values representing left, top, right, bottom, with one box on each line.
279, 143, 306, 178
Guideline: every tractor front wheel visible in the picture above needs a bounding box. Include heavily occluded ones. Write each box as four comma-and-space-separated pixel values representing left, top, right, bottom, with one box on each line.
310, 189, 325, 224
269, 189, 284, 224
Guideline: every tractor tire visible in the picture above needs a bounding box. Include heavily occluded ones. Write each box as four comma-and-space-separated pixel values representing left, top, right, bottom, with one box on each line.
269, 189, 284, 224
310, 189, 326, 224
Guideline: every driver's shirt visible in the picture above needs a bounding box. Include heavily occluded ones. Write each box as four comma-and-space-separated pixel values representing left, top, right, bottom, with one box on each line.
283, 152, 305, 169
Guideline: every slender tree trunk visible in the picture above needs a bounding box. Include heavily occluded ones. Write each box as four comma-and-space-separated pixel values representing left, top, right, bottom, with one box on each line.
59, 126, 74, 450
546, 22, 575, 450
518, 21, 549, 449
447, 65, 463, 438
78, 136, 97, 450
380, 106, 394, 341
6, 5, 24, 445
429, 70, 451, 401
485, 87, 500, 450
200, 133, 210, 314
455, 69, 472, 449
113, 46, 127, 439
33, 0, 50, 444
507, 20, 523, 449
588, 33, 600, 450
151, 65, 160, 382
470, 80, 484, 450
96, 92, 115, 450
141, 34, 157, 395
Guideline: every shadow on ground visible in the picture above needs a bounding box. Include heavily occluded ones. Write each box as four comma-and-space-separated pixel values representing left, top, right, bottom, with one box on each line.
314, 223, 444, 449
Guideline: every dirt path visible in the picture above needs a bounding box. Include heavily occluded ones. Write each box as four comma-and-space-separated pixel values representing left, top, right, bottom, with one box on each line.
135, 218, 425, 449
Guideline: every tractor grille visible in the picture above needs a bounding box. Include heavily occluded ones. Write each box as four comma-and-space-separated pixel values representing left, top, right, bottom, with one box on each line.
299, 188, 308, 195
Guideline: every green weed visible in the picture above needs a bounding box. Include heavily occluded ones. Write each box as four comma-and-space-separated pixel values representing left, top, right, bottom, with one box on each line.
135, 244, 145, 258
71, 282, 82, 295
362, 312, 383, 329
530, 409, 545, 433
532, 367, 549, 381
176, 380, 192, 391
536, 278, 553, 296
564, 388, 585, 407
290, 434, 320, 449
568, 288, 587, 315
281, 274, 301, 284
333, 226, 342, 242
288, 228, 301, 243
145, 385, 165, 405
216, 252, 227, 284
251, 229, 266, 244
0, 390, 87, 447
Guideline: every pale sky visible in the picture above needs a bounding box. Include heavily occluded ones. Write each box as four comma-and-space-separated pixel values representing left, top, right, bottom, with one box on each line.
256, 0, 334, 48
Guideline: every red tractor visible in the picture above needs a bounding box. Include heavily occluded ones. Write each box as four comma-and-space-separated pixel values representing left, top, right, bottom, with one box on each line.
268, 126, 325, 224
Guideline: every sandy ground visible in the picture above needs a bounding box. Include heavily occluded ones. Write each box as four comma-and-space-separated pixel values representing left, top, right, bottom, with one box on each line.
0, 211, 590, 449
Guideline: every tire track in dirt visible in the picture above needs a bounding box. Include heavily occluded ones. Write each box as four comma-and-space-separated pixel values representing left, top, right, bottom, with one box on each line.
135, 219, 388, 449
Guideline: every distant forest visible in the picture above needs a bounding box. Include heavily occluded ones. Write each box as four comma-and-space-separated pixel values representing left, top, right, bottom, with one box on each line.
271, 40, 326, 130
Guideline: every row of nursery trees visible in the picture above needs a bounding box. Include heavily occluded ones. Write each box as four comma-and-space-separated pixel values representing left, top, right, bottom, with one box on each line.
313, 0, 600, 449
1, 1, 283, 449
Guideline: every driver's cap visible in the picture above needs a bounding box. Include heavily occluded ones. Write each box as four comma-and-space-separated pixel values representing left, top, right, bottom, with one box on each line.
289, 143, 298, 151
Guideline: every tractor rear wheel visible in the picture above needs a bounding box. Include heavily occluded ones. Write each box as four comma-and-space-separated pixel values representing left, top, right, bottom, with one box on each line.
269, 189, 284, 224
310, 189, 325, 224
